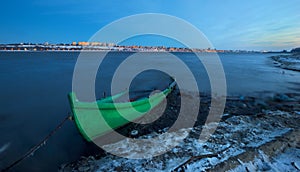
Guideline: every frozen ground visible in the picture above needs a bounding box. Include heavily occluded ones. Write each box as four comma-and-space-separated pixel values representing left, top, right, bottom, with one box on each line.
271, 54, 300, 72
229, 148, 300, 172
60, 109, 300, 171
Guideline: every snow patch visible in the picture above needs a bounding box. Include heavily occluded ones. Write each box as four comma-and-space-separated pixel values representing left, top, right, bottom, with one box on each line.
102, 128, 191, 159
64, 110, 297, 171
228, 148, 300, 172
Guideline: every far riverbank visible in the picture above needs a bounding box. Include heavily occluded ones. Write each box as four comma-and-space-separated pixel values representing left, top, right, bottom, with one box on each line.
271, 53, 300, 72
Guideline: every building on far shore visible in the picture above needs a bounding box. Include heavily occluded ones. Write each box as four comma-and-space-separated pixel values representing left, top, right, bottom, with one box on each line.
0, 42, 286, 53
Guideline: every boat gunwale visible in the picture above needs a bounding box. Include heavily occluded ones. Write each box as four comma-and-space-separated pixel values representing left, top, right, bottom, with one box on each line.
69, 81, 175, 110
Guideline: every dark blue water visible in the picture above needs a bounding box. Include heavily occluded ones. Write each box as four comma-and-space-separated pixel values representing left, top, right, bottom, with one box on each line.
0, 52, 299, 171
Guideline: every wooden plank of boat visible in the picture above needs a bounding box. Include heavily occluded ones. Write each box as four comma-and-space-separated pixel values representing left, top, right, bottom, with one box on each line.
68, 79, 176, 142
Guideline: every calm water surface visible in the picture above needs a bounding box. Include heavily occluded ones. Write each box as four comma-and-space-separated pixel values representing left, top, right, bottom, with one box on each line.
0, 52, 299, 171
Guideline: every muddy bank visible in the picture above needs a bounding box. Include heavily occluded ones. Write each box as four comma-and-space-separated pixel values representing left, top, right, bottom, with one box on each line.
271, 54, 300, 72
59, 90, 300, 171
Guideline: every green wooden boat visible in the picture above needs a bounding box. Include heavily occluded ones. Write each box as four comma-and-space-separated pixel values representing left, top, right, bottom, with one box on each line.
68, 79, 176, 142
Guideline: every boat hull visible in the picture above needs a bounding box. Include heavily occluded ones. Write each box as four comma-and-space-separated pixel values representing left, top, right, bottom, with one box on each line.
68, 81, 175, 142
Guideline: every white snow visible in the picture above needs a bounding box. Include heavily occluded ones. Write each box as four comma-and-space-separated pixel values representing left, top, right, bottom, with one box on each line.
278, 57, 300, 63
102, 128, 191, 159
228, 148, 300, 172
68, 110, 298, 171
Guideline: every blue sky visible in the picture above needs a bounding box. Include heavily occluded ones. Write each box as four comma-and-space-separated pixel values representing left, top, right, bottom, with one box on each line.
1, 0, 299, 50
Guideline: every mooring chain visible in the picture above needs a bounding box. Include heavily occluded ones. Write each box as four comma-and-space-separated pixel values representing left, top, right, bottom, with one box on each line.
1, 113, 73, 172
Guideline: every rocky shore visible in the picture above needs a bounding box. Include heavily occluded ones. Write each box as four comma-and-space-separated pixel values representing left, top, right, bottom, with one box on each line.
59, 90, 300, 171
271, 53, 300, 72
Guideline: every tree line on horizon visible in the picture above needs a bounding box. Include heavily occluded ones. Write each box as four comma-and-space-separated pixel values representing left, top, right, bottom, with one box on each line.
291, 47, 300, 53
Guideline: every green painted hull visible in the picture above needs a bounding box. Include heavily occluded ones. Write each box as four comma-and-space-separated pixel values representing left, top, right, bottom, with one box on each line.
68, 80, 176, 142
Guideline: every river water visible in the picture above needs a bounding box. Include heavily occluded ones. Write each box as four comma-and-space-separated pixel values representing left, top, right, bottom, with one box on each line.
0, 52, 299, 171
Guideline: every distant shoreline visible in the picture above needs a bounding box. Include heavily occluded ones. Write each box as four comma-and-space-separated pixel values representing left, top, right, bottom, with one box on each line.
0, 43, 288, 53
271, 54, 300, 72
0, 50, 288, 54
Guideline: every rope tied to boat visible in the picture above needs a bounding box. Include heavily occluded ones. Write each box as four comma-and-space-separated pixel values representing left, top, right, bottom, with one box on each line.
1, 113, 73, 172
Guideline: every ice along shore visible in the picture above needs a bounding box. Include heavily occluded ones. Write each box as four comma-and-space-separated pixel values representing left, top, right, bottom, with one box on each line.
60, 90, 300, 172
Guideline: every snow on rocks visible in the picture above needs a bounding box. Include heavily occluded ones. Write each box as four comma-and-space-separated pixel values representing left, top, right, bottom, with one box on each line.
271, 54, 300, 72
60, 109, 299, 171
229, 148, 300, 172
